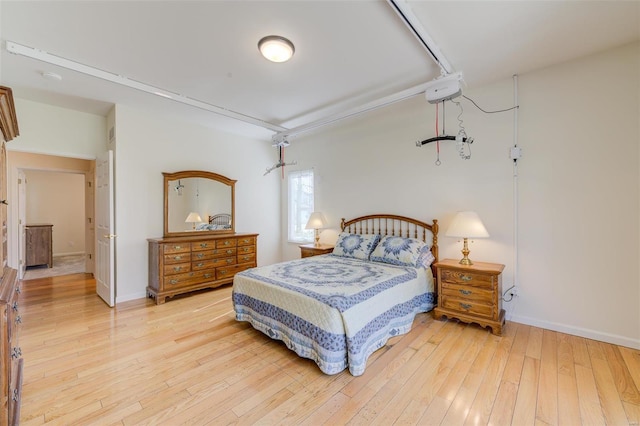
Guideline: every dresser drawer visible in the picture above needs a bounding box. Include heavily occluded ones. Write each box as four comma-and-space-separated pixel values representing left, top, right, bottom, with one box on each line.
192, 257, 236, 270
163, 262, 191, 276
441, 283, 494, 303
237, 252, 256, 265
237, 245, 255, 255
441, 296, 494, 318
237, 236, 256, 246
192, 247, 237, 261
164, 252, 191, 264
164, 270, 216, 288
163, 243, 191, 254
216, 238, 237, 248
191, 241, 217, 251
440, 269, 494, 289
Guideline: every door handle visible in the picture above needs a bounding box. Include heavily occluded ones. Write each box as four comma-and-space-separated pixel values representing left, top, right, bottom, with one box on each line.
103, 234, 117, 239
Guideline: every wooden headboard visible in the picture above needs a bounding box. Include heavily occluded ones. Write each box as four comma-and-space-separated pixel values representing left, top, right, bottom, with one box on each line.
341, 214, 439, 263
208, 213, 231, 226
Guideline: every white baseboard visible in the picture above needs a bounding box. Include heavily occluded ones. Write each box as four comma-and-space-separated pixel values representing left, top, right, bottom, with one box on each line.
509, 314, 640, 350
53, 251, 85, 257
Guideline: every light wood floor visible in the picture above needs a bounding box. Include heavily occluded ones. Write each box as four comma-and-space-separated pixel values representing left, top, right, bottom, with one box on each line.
17, 274, 640, 425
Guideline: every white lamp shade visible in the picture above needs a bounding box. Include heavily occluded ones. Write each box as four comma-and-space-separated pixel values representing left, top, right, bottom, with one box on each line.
446, 211, 489, 238
258, 36, 295, 63
185, 212, 202, 223
305, 212, 327, 229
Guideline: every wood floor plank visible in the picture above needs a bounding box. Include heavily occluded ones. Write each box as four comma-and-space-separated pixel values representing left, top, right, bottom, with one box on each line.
16, 274, 640, 425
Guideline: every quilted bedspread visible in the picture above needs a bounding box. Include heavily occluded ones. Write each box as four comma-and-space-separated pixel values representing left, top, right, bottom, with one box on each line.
232, 254, 435, 376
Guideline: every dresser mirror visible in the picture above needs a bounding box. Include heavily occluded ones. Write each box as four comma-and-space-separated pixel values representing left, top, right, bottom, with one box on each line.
164, 170, 236, 237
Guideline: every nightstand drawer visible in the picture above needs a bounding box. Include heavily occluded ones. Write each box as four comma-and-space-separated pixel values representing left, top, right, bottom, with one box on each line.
441, 296, 494, 318
440, 269, 494, 288
441, 283, 494, 303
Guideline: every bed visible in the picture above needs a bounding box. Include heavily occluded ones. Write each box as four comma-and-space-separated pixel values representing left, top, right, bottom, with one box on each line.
232, 214, 439, 376
196, 213, 232, 231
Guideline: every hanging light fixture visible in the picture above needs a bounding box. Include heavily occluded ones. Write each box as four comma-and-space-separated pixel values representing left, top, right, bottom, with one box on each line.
258, 35, 295, 63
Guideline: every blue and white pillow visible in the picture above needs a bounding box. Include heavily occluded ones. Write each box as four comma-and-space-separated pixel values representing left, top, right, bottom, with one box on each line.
370, 236, 430, 268
332, 233, 381, 260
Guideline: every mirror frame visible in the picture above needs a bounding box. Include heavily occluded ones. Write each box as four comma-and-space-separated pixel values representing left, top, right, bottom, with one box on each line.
163, 170, 236, 238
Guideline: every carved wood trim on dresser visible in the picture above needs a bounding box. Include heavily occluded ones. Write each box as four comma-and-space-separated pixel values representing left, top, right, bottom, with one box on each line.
148, 233, 258, 304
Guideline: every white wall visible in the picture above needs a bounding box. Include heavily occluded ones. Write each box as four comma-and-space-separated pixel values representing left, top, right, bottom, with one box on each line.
112, 105, 280, 302
282, 42, 639, 349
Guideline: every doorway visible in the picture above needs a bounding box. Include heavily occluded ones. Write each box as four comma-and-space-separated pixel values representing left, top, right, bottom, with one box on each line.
7, 151, 95, 281
22, 170, 87, 279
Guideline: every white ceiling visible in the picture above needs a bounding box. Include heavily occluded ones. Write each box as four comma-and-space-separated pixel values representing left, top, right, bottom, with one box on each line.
1, 1, 639, 141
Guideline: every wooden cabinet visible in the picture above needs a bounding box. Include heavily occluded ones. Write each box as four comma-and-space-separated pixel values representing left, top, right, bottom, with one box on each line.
25, 224, 53, 268
0, 270, 21, 426
299, 243, 334, 258
0, 86, 21, 425
433, 259, 505, 335
148, 233, 258, 304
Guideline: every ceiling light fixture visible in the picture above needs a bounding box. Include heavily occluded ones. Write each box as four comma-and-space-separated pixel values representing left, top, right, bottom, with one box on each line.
258, 36, 295, 63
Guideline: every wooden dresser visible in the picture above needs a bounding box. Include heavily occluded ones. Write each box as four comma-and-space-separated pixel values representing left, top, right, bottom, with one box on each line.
433, 259, 505, 335
25, 224, 53, 268
148, 233, 258, 304
0, 86, 21, 425
0, 269, 21, 425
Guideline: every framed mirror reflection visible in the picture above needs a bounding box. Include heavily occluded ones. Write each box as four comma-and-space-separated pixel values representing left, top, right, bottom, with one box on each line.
163, 170, 236, 237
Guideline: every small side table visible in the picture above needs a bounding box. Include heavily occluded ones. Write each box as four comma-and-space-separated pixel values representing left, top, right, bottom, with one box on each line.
433, 259, 505, 335
299, 243, 334, 258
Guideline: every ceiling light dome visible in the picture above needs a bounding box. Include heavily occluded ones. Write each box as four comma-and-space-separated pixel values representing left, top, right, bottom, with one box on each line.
258, 35, 295, 63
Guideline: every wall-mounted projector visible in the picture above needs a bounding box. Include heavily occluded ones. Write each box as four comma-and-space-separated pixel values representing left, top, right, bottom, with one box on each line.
425, 72, 463, 104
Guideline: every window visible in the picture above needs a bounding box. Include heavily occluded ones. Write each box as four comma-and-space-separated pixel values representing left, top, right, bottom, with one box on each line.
288, 169, 314, 242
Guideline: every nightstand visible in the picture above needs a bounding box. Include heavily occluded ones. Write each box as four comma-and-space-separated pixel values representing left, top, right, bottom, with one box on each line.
299, 243, 334, 258
433, 259, 505, 335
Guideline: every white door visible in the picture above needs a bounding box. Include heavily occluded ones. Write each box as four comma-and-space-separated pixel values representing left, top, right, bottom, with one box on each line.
17, 170, 26, 279
95, 150, 115, 307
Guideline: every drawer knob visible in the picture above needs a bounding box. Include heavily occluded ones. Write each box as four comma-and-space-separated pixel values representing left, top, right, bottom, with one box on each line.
226, 259, 233, 264
169, 279, 178, 285
15, 286, 21, 294
197, 262, 204, 267
224, 241, 230, 246
204, 273, 212, 279
226, 250, 233, 254
200, 243, 208, 248
174, 245, 183, 250
197, 253, 204, 259
15, 315, 21, 324
461, 275, 472, 281
460, 303, 472, 310
459, 289, 472, 295
173, 266, 182, 272
12, 302, 18, 311
173, 255, 183, 261
12, 388, 19, 402
219, 270, 227, 274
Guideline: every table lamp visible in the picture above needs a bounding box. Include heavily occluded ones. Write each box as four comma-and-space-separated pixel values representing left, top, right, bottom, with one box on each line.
185, 212, 202, 230
445, 211, 489, 265
305, 212, 327, 247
